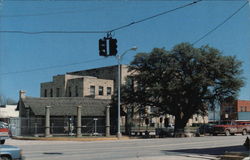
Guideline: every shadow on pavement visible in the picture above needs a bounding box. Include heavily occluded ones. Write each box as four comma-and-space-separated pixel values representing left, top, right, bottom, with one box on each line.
161, 145, 249, 156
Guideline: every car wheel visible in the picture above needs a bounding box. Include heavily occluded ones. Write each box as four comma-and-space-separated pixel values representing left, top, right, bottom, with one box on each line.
242, 129, 247, 135
225, 130, 230, 136
0, 140, 5, 144
1, 156, 11, 160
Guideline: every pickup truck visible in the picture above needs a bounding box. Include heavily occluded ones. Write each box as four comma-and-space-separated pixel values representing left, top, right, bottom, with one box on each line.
213, 120, 250, 136
0, 122, 9, 144
0, 145, 24, 160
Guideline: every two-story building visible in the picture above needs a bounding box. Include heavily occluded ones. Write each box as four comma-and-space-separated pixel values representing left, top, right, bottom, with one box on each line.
221, 100, 250, 120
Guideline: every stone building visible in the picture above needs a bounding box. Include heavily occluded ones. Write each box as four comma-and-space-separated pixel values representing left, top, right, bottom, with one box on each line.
68, 65, 130, 89
41, 74, 114, 99
17, 91, 111, 136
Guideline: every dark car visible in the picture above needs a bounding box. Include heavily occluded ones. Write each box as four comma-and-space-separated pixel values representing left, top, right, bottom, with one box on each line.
0, 145, 24, 160
196, 123, 215, 136
156, 124, 175, 137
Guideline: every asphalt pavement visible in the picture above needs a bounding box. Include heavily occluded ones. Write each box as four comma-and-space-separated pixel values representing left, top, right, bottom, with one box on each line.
5, 135, 250, 160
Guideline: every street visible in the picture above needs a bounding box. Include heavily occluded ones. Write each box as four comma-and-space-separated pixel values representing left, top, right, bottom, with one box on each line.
5, 135, 250, 160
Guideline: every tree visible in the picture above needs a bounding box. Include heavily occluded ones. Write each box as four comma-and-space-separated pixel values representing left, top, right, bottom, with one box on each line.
0, 94, 17, 106
123, 43, 244, 135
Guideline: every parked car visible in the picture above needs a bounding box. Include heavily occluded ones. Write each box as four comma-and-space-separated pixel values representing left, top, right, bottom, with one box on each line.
156, 124, 174, 137
0, 122, 10, 144
0, 145, 24, 160
196, 123, 216, 136
213, 120, 250, 136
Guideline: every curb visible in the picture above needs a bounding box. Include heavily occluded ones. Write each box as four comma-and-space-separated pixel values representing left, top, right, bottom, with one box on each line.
12, 136, 131, 141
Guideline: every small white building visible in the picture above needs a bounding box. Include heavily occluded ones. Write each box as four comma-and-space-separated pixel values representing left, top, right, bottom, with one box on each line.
0, 105, 19, 119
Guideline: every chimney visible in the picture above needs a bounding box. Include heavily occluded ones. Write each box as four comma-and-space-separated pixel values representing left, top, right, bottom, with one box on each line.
19, 90, 26, 99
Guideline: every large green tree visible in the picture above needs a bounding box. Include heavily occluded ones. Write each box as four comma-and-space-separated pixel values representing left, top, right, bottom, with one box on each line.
123, 43, 244, 134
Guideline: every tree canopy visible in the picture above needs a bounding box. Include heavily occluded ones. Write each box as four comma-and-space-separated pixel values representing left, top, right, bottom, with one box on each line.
122, 43, 244, 133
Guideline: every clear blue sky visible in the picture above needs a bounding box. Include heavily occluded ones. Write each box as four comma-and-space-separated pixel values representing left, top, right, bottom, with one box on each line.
0, 0, 249, 102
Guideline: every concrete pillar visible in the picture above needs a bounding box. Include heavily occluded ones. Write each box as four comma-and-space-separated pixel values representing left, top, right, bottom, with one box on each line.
76, 106, 82, 137
45, 106, 51, 137
105, 105, 110, 137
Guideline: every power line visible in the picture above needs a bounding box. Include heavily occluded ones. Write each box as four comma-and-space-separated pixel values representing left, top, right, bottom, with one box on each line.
0, 0, 202, 35
192, 1, 249, 45
0, 30, 107, 34
1, 0, 245, 1
108, 0, 202, 33
0, 58, 107, 76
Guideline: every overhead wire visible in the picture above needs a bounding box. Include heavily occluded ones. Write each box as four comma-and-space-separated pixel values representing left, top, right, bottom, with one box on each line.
192, 1, 249, 45
0, 0, 248, 75
0, 0, 202, 75
0, 30, 107, 34
108, 0, 202, 32
1, 0, 245, 1
0, 0, 202, 35
0, 58, 107, 76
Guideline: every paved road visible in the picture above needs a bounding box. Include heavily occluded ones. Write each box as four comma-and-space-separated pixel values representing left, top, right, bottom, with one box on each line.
5, 135, 250, 160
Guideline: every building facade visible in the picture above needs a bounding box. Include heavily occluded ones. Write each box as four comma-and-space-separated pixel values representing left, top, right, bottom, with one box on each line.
41, 74, 114, 99
221, 100, 250, 120
17, 91, 111, 136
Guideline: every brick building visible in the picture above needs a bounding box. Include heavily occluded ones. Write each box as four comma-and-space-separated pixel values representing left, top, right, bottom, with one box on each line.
221, 100, 250, 120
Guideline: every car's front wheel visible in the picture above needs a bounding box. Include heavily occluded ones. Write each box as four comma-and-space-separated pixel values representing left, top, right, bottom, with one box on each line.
1, 155, 11, 160
242, 129, 247, 135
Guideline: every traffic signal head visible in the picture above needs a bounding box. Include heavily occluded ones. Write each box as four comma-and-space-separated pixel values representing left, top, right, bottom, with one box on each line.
109, 38, 117, 56
99, 38, 107, 56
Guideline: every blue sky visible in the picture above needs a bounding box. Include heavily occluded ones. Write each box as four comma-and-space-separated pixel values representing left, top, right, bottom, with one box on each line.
0, 0, 249, 101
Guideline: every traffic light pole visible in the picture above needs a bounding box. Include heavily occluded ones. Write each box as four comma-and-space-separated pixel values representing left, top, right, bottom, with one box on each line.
117, 55, 122, 139
116, 46, 137, 139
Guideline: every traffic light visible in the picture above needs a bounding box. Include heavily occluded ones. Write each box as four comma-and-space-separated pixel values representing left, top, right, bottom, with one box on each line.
99, 38, 107, 56
109, 38, 117, 56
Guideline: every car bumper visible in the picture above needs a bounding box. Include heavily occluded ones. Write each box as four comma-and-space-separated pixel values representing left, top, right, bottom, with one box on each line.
0, 136, 9, 140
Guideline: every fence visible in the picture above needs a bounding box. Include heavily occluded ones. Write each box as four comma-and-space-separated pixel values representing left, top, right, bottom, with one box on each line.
9, 117, 105, 137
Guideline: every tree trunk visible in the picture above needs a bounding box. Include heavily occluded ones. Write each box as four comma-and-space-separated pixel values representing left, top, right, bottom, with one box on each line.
174, 114, 189, 137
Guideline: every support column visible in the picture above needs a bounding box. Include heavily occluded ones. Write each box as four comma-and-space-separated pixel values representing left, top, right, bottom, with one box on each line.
105, 105, 110, 137
76, 106, 82, 137
45, 106, 51, 137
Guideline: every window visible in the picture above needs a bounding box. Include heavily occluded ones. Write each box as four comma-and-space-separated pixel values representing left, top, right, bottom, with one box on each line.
99, 86, 103, 95
56, 88, 60, 97
241, 106, 247, 112
195, 117, 198, 122
107, 87, 112, 96
44, 89, 47, 97
75, 86, 78, 97
90, 86, 95, 96
68, 87, 71, 97
50, 89, 53, 97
